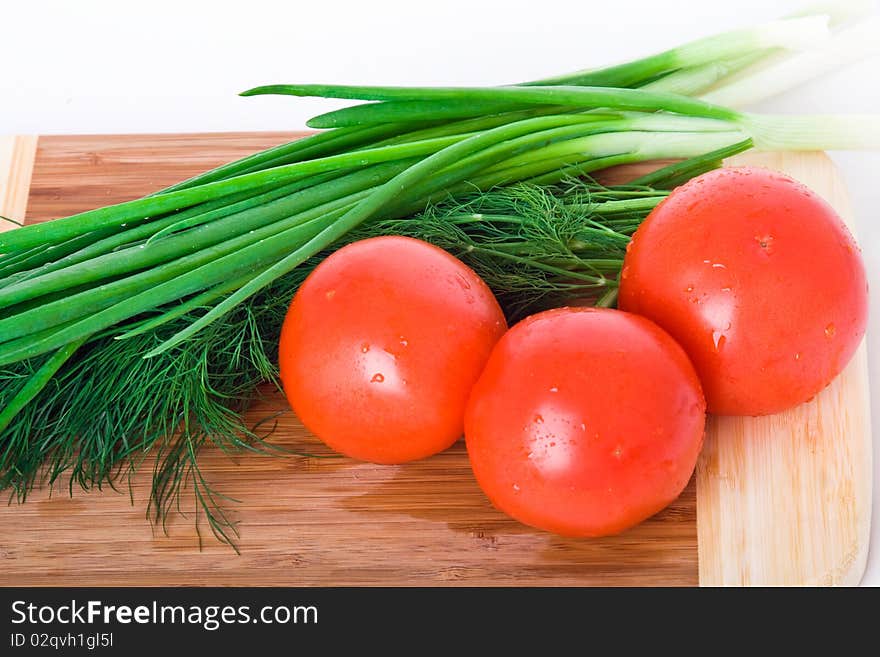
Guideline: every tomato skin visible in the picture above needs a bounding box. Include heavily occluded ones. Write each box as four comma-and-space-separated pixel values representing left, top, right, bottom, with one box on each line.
619, 166, 868, 416
465, 307, 705, 537
279, 236, 507, 464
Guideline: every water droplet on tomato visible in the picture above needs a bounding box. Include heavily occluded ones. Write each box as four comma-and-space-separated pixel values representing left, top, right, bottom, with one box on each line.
534, 414, 544, 424
371, 373, 384, 383
325, 289, 336, 300
620, 266, 629, 280
580, 423, 586, 432
512, 483, 521, 492
712, 331, 727, 352
721, 287, 731, 292
454, 274, 471, 290
686, 285, 694, 293
825, 323, 836, 338
613, 445, 623, 459
755, 234, 774, 253
399, 336, 408, 347
712, 263, 726, 269
794, 353, 801, 361
549, 386, 558, 393
361, 343, 370, 353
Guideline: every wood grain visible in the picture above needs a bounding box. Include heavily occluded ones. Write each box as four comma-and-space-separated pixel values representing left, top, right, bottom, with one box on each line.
1, 132, 697, 587
695, 151, 872, 586
0, 135, 870, 587
0, 389, 697, 587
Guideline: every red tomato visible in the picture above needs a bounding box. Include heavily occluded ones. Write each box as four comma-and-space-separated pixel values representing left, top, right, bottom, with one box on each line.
279, 236, 507, 464
465, 307, 705, 537
619, 166, 868, 416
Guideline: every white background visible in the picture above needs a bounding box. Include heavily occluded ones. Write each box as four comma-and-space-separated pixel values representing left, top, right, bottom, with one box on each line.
2, 0, 879, 585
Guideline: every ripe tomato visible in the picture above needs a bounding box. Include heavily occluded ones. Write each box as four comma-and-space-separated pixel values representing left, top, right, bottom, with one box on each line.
465, 307, 705, 537
619, 166, 868, 416
279, 236, 507, 464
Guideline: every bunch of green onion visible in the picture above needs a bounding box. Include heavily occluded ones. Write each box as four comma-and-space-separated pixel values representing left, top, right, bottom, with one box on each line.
1, 5, 877, 544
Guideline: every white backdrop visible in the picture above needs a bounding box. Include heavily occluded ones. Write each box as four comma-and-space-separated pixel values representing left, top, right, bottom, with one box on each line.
2, 0, 879, 585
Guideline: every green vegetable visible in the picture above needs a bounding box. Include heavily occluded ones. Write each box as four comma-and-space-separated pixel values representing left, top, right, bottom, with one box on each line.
1, 8, 877, 546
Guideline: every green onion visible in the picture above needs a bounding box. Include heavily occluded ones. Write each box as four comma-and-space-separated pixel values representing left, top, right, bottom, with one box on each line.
701, 17, 880, 107
243, 83, 744, 127
520, 16, 830, 87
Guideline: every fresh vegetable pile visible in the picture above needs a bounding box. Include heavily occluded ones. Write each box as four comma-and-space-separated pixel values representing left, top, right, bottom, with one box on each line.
0, 6, 876, 546
280, 164, 868, 538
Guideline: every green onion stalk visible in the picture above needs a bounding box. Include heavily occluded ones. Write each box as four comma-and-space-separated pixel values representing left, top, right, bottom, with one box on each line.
1, 9, 878, 546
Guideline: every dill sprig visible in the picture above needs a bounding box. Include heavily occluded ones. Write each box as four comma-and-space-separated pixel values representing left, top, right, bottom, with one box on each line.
350, 179, 666, 321
0, 266, 310, 549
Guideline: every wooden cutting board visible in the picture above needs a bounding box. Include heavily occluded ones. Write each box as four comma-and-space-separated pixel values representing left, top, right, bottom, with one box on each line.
0, 133, 871, 586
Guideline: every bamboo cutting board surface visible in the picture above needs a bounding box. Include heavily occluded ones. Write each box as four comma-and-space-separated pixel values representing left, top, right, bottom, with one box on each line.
0, 133, 871, 586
